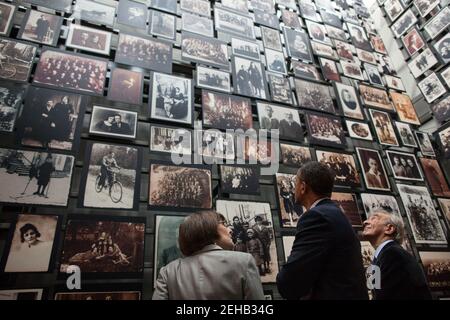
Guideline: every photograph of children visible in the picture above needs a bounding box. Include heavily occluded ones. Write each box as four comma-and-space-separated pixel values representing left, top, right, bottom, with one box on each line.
369, 109, 399, 146
149, 10, 176, 41
340, 60, 364, 81
415, 131, 436, 157
384, 75, 406, 91
384, 0, 404, 21
216, 200, 278, 283
181, 32, 229, 70
438, 125, 450, 158
386, 150, 423, 181
391, 9, 417, 38
181, 12, 214, 38
196, 66, 231, 93
419, 157, 450, 197
231, 37, 260, 61
326, 25, 348, 42
347, 23, 372, 51
214, 6, 255, 40
257, 102, 303, 142
28, 0, 72, 12
202, 90, 253, 130
408, 48, 438, 78
306, 112, 346, 148
0, 289, 43, 300
33, 49, 107, 95
306, 20, 331, 45
335, 39, 355, 62
331, 192, 363, 227
418, 73, 446, 104
315, 150, 361, 188
80, 143, 141, 210
424, 7, 450, 39
419, 251, 450, 290
16, 87, 85, 151
150, 0, 177, 14
55, 291, 140, 300
220, 165, 260, 195
116, 33, 172, 73
281, 9, 302, 30
18, 10, 62, 46
60, 216, 145, 274
283, 27, 313, 62
107, 68, 143, 106
0, 38, 37, 83
66, 23, 112, 55
180, 0, 211, 17
195, 130, 235, 161
276, 173, 303, 228
360, 84, 394, 111
89, 106, 137, 140
0, 2, 15, 36
0, 149, 74, 206
280, 144, 312, 167
233, 56, 269, 100
265, 49, 287, 75
395, 121, 417, 147
356, 147, 390, 191
261, 26, 282, 52
0, 82, 25, 133
222, 0, 248, 12
369, 34, 387, 54
431, 95, 450, 124
150, 72, 193, 126
72, 0, 116, 27
291, 61, 322, 81
117, 0, 148, 29
294, 79, 334, 113
360, 193, 402, 218
150, 125, 191, 155
346, 120, 373, 141
365, 63, 384, 86
397, 184, 447, 245
334, 82, 364, 120
433, 34, 450, 65
149, 163, 212, 209
402, 28, 425, 56
268, 74, 294, 105
319, 57, 341, 82
438, 198, 450, 224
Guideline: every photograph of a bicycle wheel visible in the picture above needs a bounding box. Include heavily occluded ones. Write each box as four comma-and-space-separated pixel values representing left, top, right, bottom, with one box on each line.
79, 142, 142, 210
0, 37, 37, 83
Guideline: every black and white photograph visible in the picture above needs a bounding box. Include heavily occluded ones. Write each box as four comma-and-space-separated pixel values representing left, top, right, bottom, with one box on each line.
149, 163, 212, 210
397, 184, 447, 245
28, 0, 72, 12
181, 12, 214, 38
319, 57, 341, 82
335, 39, 355, 62
342, 8, 359, 25
66, 24, 112, 55
233, 56, 269, 100
251, 0, 276, 13
341, 60, 364, 81
0, 289, 43, 300
438, 198, 450, 224
431, 95, 450, 124
16, 87, 86, 151
239, 136, 276, 164
442, 66, 450, 88
33, 49, 107, 95
356, 147, 390, 191
291, 61, 322, 81
415, 131, 436, 157
276, 173, 303, 228
202, 90, 253, 130
306, 20, 331, 45
346, 120, 373, 141
80, 143, 141, 210
369, 109, 399, 146
311, 41, 339, 60
231, 38, 260, 61
55, 291, 141, 300
418, 73, 446, 104
326, 25, 347, 42
359, 84, 394, 111
408, 48, 438, 78
320, 9, 342, 28
283, 27, 313, 62
395, 121, 417, 147
356, 49, 377, 65
334, 82, 364, 120
196, 66, 231, 93
59, 215, 145, 274
2, 214, 59, 273
261, 26, 282, 52
181, 32, 229, 70
384, 75, 406, 91
413, 0, 440, 18
255, 9, 279, 29
267, 74, 294, 105
365, 63, 384, 87
437, 125, 450, 158
281, 9, 302, 30
108, 68, 143, 106
433, 33, 450, 64
419, 157, 450, 197
220, 165, 260, 195
0, 149, 74, 206
419, 251, 450, 290
150, 0, 177, 14
347, 23, 372, 51
149, 10, 176, 41
150, 125, 192, 155
89, 106, 137, 140
294, 79, 334, 113
265, 49, 287, 75
306, 112, 346, 148
331, 192, 363, 227
216, 200, 278, 283
299, 1, 318, 21
149, 72, 193, 126
424, 7, 450, 39
117, 0, 148, 29
0, 2, 15, 36
195, 130, 235, 161
0, 38, 37, 83
214, 6, 255, 40
390, 9, 418, 38
180, 0, 211, 17
280, 144, 312, 167
0, 82, 25, 133
222, 0, 248, 12
257, 102, 303, 142
360, 193, 402, 218
116, 33, 172, 73
384, 0, 404, 22
315, 150, 361, 188
18, 10, 62, 46
402, 28, 425, 57
377, 54, 397, 76
386, 150, 423, 181
72, 0, 116, 27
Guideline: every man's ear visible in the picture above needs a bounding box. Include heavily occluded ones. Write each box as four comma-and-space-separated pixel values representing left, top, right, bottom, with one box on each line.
384, 224, 396, 237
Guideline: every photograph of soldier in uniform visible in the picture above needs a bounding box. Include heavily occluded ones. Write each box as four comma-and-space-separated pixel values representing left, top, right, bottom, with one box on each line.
149, 10, 176, 41
89, 106, 137, 139
72, 0, 116, 27
306, 113, 347, 148
415, 131, 436, 157
196, 130, 235, 161
419, 157, 450, 197
233, 56, 268, 100
280, 144, 312, 167
418, 73, 446, 104
0, 149, 74, 206
294, 79, 334, 113
150, 125, 191, 155
257, 102, 303, 142
181, 12, 214, 38
276, 173, 303, 228
196, 66, 231, 93
0, 82, 25, 132
360, 84, 394, 111
261, 26, 282, 51
267, 74, 294, 105
370, 109, 399, 146
108, 68, 143, 106
419, 251, 450, 291
181, 32, 229, 70
360, 193, 402, 218
117, 0, 148, 29
386, 150, 423, 181
315, 150, 361, 188
356, 147, 390, 191
220, 165, 260, 195
331, 192, 363, 227
0, 38, 37, 83
395, 121, 417, 147
20, 9, 62, 45
283, 27, 313, 62
66, 24, 112, 55
0, 2, 15, 36
150, 0, 178, 14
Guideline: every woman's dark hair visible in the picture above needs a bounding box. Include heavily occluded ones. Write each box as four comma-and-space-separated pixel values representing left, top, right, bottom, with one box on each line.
19, 223, 41, 243
178, 211, 222, 256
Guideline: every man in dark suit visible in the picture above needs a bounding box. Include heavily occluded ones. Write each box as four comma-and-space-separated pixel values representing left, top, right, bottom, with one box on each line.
362, 210, 432, 300
276, 161, 368, 300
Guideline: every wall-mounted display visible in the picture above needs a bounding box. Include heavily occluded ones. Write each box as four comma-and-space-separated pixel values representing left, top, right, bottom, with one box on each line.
401, 28, 425, 57
231, 38, 260, 61
311, 41, 339, 60
150, 125, 192, 156
281, 9, 302, 30
299, 1, 318, 21
384, 0, 404, 22
334, 82, 364, 120
283, 28, 313, 62
66, 24, 111, 56
107, 68, 143, 106
424, 6, 450, 39
433, 34, 450, 65
89, 106, 138, 140
180, 0, 211, 17
0, 82, 26, 133
220, 165, 260, 195
356, 49, 377, 65
251, 0, 276, 13
360, 84, 394, 111
437, 124, 450, 158
331, 192, 363, 227
408, 48, 438, 78
291, 61, 322, 81
149, 10, 176, 41
369, 34, 387, 55
257, 102, 302, 142
431, 95, 450, 124
326, 25, 348, 42
306, 20, 332, 45
390, 92, 420, 125
196, 66, 231, 93
335, 39, 356, 62
0, 38, 37, 83
28, 0, 72, 12
222, 0, 249, 12
419, 251, 450, 291
390, 9, 417, 38
279, 144, 312, 167
438, 198, 450, 223
0, 2, 15, 36
72, 0, 116, 27
275, 173, 302, 228
418, 73, 446, 104
356, 147, 390, 191
319, 57, 341, 82
369, 109, 399, 146
346, 120, 373, 141
18, 10, 62, 46
0, 289, 43, 300
419, 157, 450, 197
315, 150, 361, 188
214, 6, 255, 40
117, 0, 148, 29
261, 26, 282, 52
341, 60, 364, 81
182, 32, 229, 70
150, 0, 178, 14
320, 9, 342, 28
232, 56, 269, 100
347, 23, 372, 51
195, 130, 235, 161
294, 79, 334, 113
395, 121, 417, 148
384, 75, 406, 91
413, 0, 440, 17
254, 9, 279, 29
415, 131, 436, 157
181, 12, 214, 38
386, 150, 423, 181
360, 193, 402, 218
267, 74, 294, 105
364, 63, 384, 87
265, 49, 287, 75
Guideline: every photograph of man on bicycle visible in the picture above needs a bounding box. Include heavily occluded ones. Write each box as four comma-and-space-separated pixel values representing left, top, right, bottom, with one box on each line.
99, 151, 121, 190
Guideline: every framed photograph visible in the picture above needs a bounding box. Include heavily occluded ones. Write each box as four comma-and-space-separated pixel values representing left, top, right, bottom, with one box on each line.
369, 35, 387, 54
0, 82, 26, 133
326, 25, 348, 42
402, 28, 425, 56
202, 90, 253, 130
265, 49, 287, 75
18, 10, 62, 46
251, 0, 276, 13
360, 193, 402, 218
342, 8, 359, 25
181, 12, 214, 38
431, 95, 450, 124
361, 240, 375, 269
0, 38, 37, 83
441, 66, 450, 88
116, 33, 172, 73
433, 33, 450, 64
334, 82, 364, 120
261, 26, 282, 52
437, 124, 450, 158
377, 54, 397, 76
306, 20, 331, 45
414, 0, 440, 17
117, 0, 148, 29
386, 150, 423, 181
222, 0, 248, 12
424, 7, 450, 39
16, 87, 86, 151
419, 251, 450, 290
89, 106, 137, 140
418, 73, 446, 104
438, 198, 450, 224
291, 61, 322, 81
408, 48, 438, 78
150, 0, 177, 14
397, 184, 447, 245
369, 109, 399, 146
55, 291, 141, 300
280, 143, 312, 167
283, 28, 313, 62
216, 200, 279, 283
150, 125, 192, 156
0, 289, 43, 300
331, 192, 363, 227
66, 24, 111, 55
215, 6, 255, 40
196, 66, 231, 93
33, 49, 107, 95
356, 49, 377, 65
419, 157, 450, 197
149, 10, 176, 41
359, 84, 394, 111
28, 0, 72, 12
384, 0, 404, 22
149, 72, 194, 126
255, 9, 279, 29
315, 150, 361, 188
181, 32, 229, 70
220, 165, 260, 195
346, 120, 373, 141
149, 162, 212, 210
294, 79, 334, 113
72, 0, 116, 27
0, 2, 15, 36
356, 147, 390, 191
232, 56, 269, 100
395, 121, 417, 147
319, 57, 341, 82
107, 68, 143, 106
384, 75, 406, 91
231, 38, 260, 61
195, 130, 235, 161
365, 63, 384, 87
390, 92, 420, 125
391, 9, 417, 38
320, 9, 342, 28
281, 9, 302, 30
311, 41, 339, 60
0, 148, 74, 207
341, 60, 364, 81
59, 215, 146, 275
306, 112, 346, 148
180, 0, 211, 17
276, 173, 303, 228
415, 131, 436, 157
276, 0, 297, 10
282, 236, 294, 262
237, 135, 277, 164
257, 102, 302, 142
267, 74, 294, 105
335, 40, 355, 62
347, 23, 372, 51
299, 1, 318, 21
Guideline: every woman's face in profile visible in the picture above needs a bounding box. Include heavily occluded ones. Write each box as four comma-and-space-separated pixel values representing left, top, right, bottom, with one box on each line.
23, 229, 37, 245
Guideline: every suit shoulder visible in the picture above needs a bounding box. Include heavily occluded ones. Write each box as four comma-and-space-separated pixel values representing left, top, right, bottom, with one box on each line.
380, 243, 413, 262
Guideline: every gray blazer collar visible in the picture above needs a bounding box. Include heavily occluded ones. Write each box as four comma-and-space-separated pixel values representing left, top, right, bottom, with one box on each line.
194, 244, 223, 255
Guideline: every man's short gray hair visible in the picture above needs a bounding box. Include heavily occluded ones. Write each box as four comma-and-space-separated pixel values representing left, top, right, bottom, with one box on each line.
371, 209, 405, 244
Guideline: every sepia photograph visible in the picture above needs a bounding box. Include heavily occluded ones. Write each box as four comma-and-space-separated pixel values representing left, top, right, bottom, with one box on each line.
150, 72, 193, 126
424, 7, 450, 39
18, 10, 62, 46
0, 82, 25, 133
291, 61, 322, 81
360, 193, 402, 218
55, 291, 140, 300
356, 147, 390, 191
319, 57, 341, 82
356, 49, 377, 65
433, 33, 450, 64
395, 121, 418, 147
390, 92, 420, 125
181, 12, 214, 38
360, 241, 375, 269
216, 200, 278, 283
431, 95, 450, 124
215, 6, 255, 40
276, 173, 303, 228
418, 73, 446, 104
347, 23, 372, 51
89, 106, 137, 140
378, 53, 397, 75
0, 148, 74, 206
72, 0, 116, 27
384, 75, 406, 91
150, 0, 178, 14
437, 125, 450, 158
359, 84, 394, 111
335, 39, 355, 62
149, 163, 212, 210
196, 66, 231, 93
265, 49, 287, 75
180, 0, 211, 17
315, 150, 361, 188
254, 9, 279, 29
257, 102, 302, 142
365, 63, 384, 87
0, 289, 43, 300
150, 125, 191, 155
33, 49, 107, 95
369, 109, 399, 146
182, 32, 229, 70
195, 130, 235, 161
306, 112, 346, 148
117, 0, 148, 29
108, 68, 143, 106
0, 38, 37, 83
419, 251, 450, 291
80, 143, 141, 210
402, 28, 425, 56
408, 48, 438, 78
202, 90, 253, 130
233, 56, 269, 100
239, 136, 276, 164
419, 157, 450, 197
306, 20, 331, 45
66, 24, 111, 55
384, 0, 404, 22
438, 198, 450, 224
346, 120, 374, 141
283, 27, 313, 62
340, 60, 364, 81
391, 9, 417, 38
261, 26, 282, 52
369, 34, 387, 54
0, 2, 15, 36
268, 74, 294, 105
280, 144, 312, 167
311, 41, 339, 60
231, 38, 260, 61
149, 10, 176, 41
414, 0, 440, 17
334, 82, 364, 120
386, 150, 423, 181
220, 165, 260, 195
331, 192, 363, 227
415, 131, 436, 157
281, 9, 302, 30
294, 79, 334, 113
326, 25, 348, 42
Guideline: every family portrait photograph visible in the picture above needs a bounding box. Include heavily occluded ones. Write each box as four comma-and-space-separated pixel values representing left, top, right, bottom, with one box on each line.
89, 106, 137, 140
306, 112, 347, 148
386, 150, 423, 181
66, 23, 112, 56
233, 56, 269, 100
220, 165, 260, 195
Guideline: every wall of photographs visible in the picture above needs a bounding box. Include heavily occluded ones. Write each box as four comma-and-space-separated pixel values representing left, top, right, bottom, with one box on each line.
0, 0, 449, 300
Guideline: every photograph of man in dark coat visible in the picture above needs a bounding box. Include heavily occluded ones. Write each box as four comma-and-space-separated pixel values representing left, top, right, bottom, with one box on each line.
35, 14, 50, 42
34, 155, 55, 196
